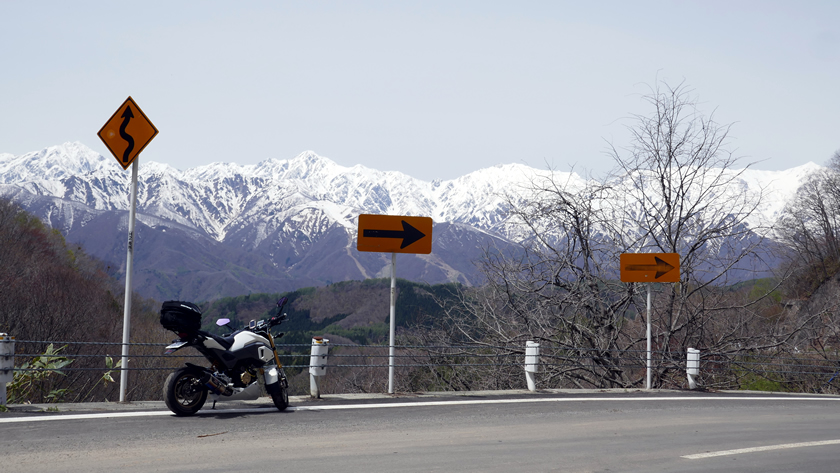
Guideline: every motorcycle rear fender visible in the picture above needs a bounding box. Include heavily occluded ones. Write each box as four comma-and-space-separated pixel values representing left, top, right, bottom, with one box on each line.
164, 340, 189, 354
183, 362, 212, 375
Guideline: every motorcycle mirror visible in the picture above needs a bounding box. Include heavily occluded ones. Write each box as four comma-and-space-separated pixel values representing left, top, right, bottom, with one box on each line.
277, 296, 288, 308
216, 318, 231, 327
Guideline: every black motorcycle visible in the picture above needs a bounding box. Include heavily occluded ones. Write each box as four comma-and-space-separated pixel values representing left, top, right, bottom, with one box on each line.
159, 297, 290, 416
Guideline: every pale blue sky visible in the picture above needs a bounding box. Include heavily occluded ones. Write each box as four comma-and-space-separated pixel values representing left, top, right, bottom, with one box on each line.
1, 1, 838, 181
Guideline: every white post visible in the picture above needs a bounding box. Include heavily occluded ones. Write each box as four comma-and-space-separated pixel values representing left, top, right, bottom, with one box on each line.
388, 252, 396, 394
309, 337, 330, 398
0, 333, 14, 405
525, 341, 540, 392
687, 348, 700, 390
646, 283, 652, 390
119, 159, 139, 402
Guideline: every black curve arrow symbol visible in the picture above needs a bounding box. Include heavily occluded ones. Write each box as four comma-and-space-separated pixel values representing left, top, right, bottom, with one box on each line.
119, 105, 135, 164
625, 256, 676, 279
363, 220, 426, 249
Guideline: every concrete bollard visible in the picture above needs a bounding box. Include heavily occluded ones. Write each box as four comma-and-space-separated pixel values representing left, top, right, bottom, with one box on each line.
309, 337, 330, 399
0, 333, 14, 405
525, 341, 540, 392
687, 348, 700, 390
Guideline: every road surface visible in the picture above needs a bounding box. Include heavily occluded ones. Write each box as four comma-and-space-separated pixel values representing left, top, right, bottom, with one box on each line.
2, 391, 839, 472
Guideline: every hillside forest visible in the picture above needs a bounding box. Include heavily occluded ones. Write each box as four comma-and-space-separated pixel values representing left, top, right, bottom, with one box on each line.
0, 195, 462, 402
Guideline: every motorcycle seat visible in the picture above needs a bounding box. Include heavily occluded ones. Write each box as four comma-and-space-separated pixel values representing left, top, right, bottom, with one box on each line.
198, 330, 235, 350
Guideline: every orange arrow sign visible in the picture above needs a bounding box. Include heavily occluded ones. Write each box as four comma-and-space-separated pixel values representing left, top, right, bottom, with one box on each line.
357, 214, 433, 254
620, 253, 680, 283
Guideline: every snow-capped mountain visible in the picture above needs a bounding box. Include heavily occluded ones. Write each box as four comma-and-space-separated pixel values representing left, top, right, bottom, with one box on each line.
0, 142, 822, 301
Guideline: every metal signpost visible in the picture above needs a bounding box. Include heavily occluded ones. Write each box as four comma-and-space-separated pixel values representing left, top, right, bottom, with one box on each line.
357, 214, 433, 394
620, 252, 680, 390
98, 96, 158, 402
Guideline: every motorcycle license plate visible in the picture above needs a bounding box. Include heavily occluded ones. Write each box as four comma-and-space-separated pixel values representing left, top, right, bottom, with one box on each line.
164, 340, 188, 354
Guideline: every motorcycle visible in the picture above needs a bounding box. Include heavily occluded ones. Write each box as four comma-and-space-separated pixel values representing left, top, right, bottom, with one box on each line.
159, 297, 291, 416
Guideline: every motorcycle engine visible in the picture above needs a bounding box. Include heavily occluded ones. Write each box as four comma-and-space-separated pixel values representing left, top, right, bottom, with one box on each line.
241, 371, 252, 385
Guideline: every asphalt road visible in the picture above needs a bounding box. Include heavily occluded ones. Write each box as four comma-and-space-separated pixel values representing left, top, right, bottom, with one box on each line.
2, 391, 840, 472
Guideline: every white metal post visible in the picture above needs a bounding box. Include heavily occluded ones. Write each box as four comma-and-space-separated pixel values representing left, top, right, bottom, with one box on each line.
0, 334, 14, 405
687, 348, 700, 389
388, 252, 396, 394
646, 283, 652, 390
119, 159, 139, 402
525, 341, 540, 392
309, 337, 330, 398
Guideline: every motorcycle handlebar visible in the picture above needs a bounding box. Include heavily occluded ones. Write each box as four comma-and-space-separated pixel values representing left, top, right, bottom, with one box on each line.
245, 296, 289, 332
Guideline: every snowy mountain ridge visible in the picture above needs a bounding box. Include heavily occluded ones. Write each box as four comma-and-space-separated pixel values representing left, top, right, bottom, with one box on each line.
1, 142, 577, 242
1, 142, 819, 240
0, 141, 823, 301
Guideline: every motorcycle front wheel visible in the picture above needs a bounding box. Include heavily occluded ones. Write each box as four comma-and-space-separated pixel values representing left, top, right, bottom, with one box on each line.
266, 380, 288, 411
164, 367, 208, 416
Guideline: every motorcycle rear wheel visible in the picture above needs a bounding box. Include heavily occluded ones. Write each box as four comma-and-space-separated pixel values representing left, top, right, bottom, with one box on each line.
266, 381, 288, 411
164, 367, 208, 416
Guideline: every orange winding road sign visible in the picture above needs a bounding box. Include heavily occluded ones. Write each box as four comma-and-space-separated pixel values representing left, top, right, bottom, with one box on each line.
98, 96, 158, 170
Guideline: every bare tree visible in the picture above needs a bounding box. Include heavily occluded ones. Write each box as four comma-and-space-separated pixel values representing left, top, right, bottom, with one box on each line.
604, 81, 796, 386
778, 150, 840, 296
413, 81, 810, 391
773, 149, 840, 384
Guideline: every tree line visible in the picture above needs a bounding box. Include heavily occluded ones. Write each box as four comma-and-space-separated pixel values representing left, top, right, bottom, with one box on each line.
0, 198, 169, 403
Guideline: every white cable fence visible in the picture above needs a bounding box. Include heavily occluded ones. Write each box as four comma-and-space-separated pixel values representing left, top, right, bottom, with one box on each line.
3, 337, 840, 403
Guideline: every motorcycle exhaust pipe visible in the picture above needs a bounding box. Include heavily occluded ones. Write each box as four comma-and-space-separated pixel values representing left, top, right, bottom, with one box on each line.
201, 373, 233, 396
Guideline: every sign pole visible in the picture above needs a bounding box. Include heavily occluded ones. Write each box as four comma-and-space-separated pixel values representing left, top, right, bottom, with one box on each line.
98, 96, 157, 403
388, 252, 396, 394
119, 158, 139, 402
646, 283, 652, 390
355, 214, 433, 394
619, 253, 679, 390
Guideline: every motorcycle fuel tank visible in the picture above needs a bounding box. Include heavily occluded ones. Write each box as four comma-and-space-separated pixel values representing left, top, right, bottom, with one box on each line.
230, 331, 270, 351
219, 331, 274, 368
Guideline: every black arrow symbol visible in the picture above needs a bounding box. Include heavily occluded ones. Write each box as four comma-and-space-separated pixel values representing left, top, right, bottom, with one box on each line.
625, 256, 676, 279
363, 220, 426, 249
119, 105, 135, 164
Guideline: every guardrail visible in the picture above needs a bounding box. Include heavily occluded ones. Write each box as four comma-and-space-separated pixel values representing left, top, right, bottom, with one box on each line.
3, 337, 840, 403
